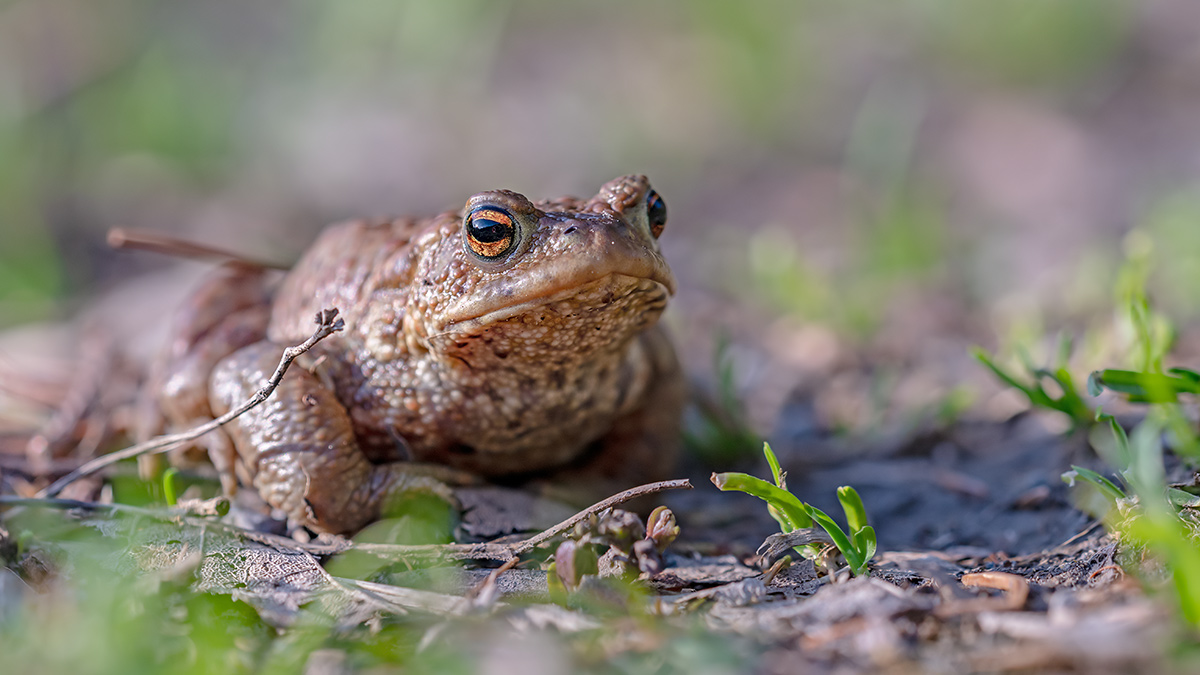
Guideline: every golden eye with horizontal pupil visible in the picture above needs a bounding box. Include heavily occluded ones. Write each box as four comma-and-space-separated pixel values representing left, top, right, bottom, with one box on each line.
646, 189, 667, 238
464, 207, 517, 259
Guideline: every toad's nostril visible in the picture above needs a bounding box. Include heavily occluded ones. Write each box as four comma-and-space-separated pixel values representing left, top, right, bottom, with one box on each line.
563, 226, 578, 235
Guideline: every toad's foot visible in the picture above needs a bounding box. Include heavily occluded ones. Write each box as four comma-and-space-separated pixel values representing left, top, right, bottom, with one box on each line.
210, 341, 455, 534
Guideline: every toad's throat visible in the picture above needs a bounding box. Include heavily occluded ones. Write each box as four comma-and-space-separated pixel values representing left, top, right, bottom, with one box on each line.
437, 273, 669, 337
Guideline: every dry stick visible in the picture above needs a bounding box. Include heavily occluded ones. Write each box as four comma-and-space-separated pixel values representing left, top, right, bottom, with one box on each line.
464, 555, 522, 605
107, 228, 290, 270
351, 478, 694, 563
1057, 519, 1103, 548
37, 308, 345, 498
511, 478, 691, 554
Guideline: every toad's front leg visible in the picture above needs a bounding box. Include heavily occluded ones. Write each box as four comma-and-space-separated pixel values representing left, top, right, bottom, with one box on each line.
209, 341, 453, 534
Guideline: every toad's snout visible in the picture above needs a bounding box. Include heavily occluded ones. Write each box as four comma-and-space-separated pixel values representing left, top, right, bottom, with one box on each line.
544, 212, 676, 295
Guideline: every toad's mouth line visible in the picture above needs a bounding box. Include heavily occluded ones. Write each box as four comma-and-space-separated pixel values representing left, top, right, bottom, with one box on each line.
438, 273, 670, 334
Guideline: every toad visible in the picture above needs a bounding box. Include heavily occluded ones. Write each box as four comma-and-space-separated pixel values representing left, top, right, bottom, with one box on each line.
154, 175, 683, 533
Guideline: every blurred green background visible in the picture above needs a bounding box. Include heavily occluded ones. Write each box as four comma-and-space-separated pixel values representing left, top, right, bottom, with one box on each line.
1, 0, 1196, 355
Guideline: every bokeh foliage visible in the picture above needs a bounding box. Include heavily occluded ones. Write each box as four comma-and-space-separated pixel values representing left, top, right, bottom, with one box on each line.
0, 0, 1140, 327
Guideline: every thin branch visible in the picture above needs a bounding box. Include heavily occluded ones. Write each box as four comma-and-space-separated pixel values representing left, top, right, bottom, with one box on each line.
466, 556, 522, 603
107, 228, 290, 270
512, 478, 692, 554
351, 478, 695, 563
37, 309, 345, 498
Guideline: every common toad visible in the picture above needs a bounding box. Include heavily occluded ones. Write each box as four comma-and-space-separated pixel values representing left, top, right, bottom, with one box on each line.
155, 175, 683, 533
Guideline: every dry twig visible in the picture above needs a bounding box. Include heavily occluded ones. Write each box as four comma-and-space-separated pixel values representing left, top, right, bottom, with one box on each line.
107, 228, 289, 270
512, 479, 692, 554
37, 309, 345, 498
351, 478, 695, 563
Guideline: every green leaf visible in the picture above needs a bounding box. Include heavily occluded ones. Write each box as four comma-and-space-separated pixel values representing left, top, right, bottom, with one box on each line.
716, 448, 876, 575
1168, 488, 1200, 509
763, 442, 785, 488
1065, 465, 1127, 503
1050, 368, 1091, 421
162, 468, 180, 506
973, 346, 1092, 429
1089, 369, 1200, 402
837, 486, 869, 535
711, 472, 813, 530
1096, 412, 1132, 470
972, 347, 1036, 399
1168, 367, 1200, 383
1126, 510, 1200, 625
800, 503, 866, 575
854, 525, 878, 566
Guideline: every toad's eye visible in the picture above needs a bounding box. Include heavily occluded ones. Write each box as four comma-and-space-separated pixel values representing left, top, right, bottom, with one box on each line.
464, 207, 517, 259
646, 189, 667, 238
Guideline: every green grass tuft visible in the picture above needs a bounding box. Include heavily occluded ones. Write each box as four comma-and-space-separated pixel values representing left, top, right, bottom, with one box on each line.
713, 442, 877, 576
